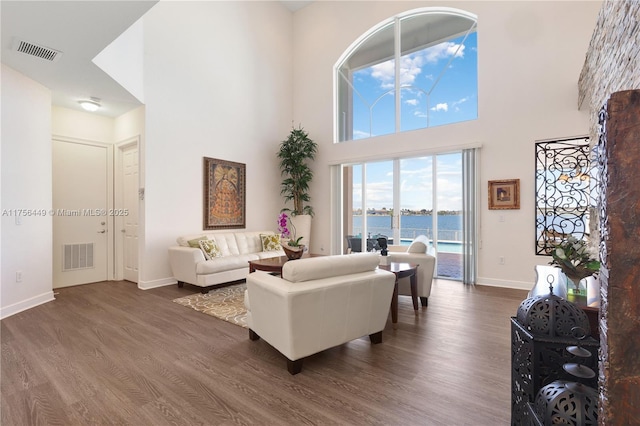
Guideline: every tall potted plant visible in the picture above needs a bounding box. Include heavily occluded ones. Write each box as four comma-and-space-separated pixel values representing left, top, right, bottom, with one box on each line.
277, 125, 317, 249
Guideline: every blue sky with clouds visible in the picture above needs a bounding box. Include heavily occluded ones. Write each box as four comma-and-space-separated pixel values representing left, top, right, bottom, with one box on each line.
351, 32, 478, 139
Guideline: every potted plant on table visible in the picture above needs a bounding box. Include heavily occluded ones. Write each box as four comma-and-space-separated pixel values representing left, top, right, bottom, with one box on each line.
277, 125, 317, 252
548, 235, 600, 304
278, 212, 304, 260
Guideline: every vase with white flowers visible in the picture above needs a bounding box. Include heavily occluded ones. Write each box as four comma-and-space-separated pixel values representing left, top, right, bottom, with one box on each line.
278, 212, 305, 260
548, 235, 600, 304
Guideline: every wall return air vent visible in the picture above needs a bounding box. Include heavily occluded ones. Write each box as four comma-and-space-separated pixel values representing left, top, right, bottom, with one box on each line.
12, 38, 63, 62
62, 243, 94, 271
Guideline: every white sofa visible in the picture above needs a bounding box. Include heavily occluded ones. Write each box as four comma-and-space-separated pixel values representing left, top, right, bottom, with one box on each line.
168, 231, 284, 293
385, 235, 436, 306
245, 253, 396, 374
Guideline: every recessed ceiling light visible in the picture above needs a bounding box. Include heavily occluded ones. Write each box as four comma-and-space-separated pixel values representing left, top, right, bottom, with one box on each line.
79, 97, 101, 112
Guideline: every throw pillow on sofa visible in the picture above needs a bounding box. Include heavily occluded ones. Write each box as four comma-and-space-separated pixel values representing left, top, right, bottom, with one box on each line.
260, 234, 282, 251
199, 239, 222, 260
187, 235, 208, 248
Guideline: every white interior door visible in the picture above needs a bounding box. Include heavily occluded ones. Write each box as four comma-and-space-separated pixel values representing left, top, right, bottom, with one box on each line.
53, 139, 111, 288
117, 140, 139, 283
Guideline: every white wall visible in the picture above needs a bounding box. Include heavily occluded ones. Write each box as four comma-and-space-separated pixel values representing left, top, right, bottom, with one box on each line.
1, 64, 55, 318
52, 106, 115, 141
292, 1, 602, 290
140, 1, 294, 288
115, 106, 144, 143
93, 18, 145, 104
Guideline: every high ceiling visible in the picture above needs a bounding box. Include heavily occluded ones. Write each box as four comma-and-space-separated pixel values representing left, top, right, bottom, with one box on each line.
1, 1, 158, 117
1, 1, 312, 118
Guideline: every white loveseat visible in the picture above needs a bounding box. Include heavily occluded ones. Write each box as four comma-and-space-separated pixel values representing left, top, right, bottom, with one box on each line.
245, 253, 396, 374
385, 235, 436, 306
168, 231, 284, 293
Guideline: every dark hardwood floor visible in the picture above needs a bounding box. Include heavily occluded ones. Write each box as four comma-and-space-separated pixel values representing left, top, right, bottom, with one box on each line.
1, 278, 528, 425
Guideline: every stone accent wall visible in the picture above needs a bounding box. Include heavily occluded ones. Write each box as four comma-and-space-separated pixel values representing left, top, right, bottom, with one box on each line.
580, 3, 640, 424
578, 1, 640, 142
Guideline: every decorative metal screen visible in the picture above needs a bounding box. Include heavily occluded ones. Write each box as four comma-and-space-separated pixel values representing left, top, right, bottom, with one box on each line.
535, 137, 598, 255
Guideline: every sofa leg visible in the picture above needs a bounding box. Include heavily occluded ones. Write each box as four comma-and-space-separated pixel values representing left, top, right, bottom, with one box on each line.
200, 287, 210, 294
177, 281, 184, 288
420, 297, 428, 307
369, 331, 382, 344
249, 329, 260, 341
287, 358, 303, 375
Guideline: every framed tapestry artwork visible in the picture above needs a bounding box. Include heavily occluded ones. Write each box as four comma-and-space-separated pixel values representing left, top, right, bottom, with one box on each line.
488, 179, 520, 210
203, 157, 246, 229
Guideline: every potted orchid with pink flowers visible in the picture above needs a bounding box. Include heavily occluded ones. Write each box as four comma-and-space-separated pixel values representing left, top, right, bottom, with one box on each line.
278, 212, 305, 259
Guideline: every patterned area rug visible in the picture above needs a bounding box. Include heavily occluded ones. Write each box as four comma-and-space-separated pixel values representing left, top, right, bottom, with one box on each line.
172, 283, 247, 328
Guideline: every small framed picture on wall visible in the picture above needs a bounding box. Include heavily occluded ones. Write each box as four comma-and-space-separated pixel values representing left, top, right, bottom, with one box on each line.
488, 179, 520, 210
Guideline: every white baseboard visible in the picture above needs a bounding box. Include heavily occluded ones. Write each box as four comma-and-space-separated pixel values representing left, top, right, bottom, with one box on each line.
0, 291, 55, 320
476, 277, 532, 291
138, 277, 177, 290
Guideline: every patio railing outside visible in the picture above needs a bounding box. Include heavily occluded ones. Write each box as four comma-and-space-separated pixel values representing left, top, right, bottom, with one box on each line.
351, 227, 462, 243
348, 226, 462, 280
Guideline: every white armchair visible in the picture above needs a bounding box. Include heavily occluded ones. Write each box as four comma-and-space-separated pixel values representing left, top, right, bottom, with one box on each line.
386, 235, 436, 306
245, 253, 396, 374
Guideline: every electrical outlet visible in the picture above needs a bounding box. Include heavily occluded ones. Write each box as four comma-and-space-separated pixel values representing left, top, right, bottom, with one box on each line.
499, 256, 505, 265
16, 271, 22, 282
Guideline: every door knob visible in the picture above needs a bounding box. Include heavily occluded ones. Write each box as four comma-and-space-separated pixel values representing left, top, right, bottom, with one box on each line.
97, 230, 106, 234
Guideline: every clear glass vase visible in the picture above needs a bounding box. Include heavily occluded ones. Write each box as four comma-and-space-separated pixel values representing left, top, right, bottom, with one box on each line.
565, 276, 588, 306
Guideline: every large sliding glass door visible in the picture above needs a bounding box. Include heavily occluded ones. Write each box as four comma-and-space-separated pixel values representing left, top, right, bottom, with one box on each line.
434, 153, 462, 280
345, 161, 394, 253
343, 152, 465, 280
399, 157, 433, 242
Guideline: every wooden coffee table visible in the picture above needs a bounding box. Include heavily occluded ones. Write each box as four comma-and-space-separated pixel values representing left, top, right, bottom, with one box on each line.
379, 262, 419, 327
248, 254, 314, 274
248, 256, 289, 274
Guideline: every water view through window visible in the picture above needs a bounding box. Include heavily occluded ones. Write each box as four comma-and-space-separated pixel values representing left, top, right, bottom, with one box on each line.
345, 153, 463, 280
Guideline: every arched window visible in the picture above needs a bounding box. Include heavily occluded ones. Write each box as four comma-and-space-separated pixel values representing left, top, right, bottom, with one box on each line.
335, 8, 477, 142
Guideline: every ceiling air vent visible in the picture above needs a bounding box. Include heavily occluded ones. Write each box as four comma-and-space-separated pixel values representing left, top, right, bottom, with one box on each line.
12, 38, 63, 62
